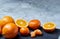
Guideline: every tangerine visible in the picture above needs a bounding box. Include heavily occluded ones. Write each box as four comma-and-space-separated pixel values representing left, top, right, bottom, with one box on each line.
20, 27, 30, 36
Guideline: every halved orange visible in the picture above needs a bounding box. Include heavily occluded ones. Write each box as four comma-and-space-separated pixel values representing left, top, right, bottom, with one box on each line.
42, 22, 56, 32
15, 19, 28, 28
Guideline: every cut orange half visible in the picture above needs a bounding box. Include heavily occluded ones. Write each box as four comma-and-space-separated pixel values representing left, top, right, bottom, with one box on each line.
15, 19, 28, 28
43, 22, 56, 32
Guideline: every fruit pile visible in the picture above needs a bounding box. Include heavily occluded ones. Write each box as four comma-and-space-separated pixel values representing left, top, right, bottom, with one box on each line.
0, 16, 56, 38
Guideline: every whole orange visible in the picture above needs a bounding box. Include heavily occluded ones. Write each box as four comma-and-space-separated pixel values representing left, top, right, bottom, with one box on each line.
0, 19, 6, 34
2, 23, 18, 38
28, 19, 41, 30
20, 27, 30, 36
0, 19, 6, 28
0, 26, 2, 34
2, 16, 14, 24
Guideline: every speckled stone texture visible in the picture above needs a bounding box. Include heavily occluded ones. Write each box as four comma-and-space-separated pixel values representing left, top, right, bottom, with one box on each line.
0, 0, 60, 39
0, 0, 60, 29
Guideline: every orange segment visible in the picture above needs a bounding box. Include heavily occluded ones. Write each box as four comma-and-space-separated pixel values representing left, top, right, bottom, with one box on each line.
15, 19, 28, 28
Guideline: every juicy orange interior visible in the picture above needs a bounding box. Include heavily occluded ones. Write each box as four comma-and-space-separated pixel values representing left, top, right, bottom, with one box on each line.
16, 20, 27, 26
44, 23, 55, 28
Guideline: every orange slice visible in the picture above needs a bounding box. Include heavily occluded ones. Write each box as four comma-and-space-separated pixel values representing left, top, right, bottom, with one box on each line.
15, 19, 28, 28
43, 22, 56, 32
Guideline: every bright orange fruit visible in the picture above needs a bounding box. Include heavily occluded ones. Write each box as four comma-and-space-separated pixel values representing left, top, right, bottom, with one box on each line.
2, 23, 18, 38
2, 16, 14, 24
43, 22, 56, 32
0, 19, 6, 35
0, 26, 2, 34
15, 19, 28, 28
20, 27, 30, 36
28, 19, 41, 30
0, 19, 6, 28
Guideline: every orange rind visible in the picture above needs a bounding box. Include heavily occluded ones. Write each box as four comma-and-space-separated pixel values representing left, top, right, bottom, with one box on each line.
43, 22, 56, 32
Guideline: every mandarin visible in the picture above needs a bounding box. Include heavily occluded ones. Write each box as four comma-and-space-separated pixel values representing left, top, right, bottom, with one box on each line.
20, 27, 30, 36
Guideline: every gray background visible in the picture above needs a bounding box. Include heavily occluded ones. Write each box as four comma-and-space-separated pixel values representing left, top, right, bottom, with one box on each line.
0, 0, 60, 39
0, 0, 60, 29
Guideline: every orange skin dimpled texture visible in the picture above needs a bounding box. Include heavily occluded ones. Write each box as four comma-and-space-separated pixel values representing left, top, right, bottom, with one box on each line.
20, 27, 30, 36
29, 19, 41, 30
2, 23, 18, 38
0, 26, 2, 34
2, 16, 15, 24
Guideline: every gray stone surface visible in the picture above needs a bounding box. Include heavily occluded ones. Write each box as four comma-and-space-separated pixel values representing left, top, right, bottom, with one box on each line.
0, 0, 60, 29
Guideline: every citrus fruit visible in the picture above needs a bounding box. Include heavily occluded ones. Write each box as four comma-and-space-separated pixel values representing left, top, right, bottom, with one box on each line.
28, 19, 41, 30
0, 19, 6, 28
20, 27, 30, 36
15, 19, 28, 28
2, 16, 14, 24
43, 22, 56, 32
34, 29, 42, 35
0, 19, 6, 34
2, 23, 18, 38
0, 26, 2, 34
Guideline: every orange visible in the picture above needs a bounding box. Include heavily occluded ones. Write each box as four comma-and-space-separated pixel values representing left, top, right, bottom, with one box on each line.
20, 27, 30, 36
0, 26, 2, 34
2, 16, 14, 24
15, 19, 28, 28
2, 23, 18, 38
43, 22, 56, 32
28, 19, 41, 30
0, 19, 6, 28
0, 19, 6, 34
